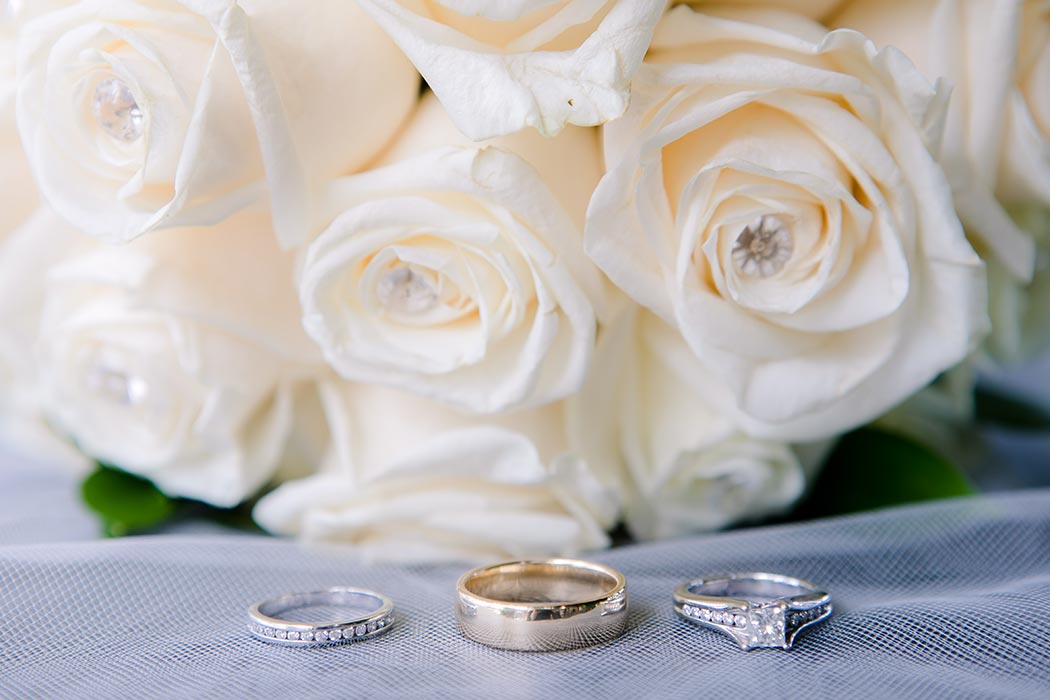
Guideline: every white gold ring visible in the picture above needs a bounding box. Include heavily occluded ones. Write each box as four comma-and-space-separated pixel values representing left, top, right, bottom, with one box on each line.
674, 572, 831, 650
247, 587, 395, 646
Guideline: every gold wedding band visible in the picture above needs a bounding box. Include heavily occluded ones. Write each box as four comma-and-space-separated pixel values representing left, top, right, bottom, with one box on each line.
455, 558, 629, 651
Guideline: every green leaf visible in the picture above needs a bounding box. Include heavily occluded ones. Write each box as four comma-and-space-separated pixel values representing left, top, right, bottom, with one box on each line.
799, 427, 975, 518
81, 464, 177, 537
974, 384, 1050, 432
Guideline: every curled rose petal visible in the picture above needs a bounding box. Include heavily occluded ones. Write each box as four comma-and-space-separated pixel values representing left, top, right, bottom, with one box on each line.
356, 0, 665, 138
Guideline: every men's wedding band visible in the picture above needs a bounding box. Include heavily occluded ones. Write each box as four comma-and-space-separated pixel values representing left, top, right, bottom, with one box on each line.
456, 558, 629, 652
248, 587, 395, 646
673, 572, 831, 650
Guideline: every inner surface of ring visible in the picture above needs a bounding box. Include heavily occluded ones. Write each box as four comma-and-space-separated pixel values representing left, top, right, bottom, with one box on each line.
690, 578, 810, 600
466, 563, 619, 604
259, 591, 382, 621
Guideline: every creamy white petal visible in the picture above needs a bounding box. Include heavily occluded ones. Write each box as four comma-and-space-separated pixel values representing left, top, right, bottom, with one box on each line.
680, 0, 846, 22
357, 0, 664, 138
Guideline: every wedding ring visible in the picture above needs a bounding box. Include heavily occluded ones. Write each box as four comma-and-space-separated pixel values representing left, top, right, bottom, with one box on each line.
674, 572, 831, 650
247, 587, 394, 646
456, 558, 629, 651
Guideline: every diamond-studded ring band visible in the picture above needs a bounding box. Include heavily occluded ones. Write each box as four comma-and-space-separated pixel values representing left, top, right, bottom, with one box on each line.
456, 558, 629, 652
674, 572, 831, 650
247, 587, 395, 646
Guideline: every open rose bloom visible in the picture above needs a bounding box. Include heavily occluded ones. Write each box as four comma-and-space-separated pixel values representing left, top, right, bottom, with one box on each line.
0, 0, 1042, 562
15, 0, 418, 245
586, 5, 988, 440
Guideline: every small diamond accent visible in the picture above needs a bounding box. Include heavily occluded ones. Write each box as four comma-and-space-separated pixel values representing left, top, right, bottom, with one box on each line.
376, 265, 439, 315
302, 631, 314, 641
355, 624, 367, 637
732, 214, 794, 278
315, 630, 328, 641
700, 609, 712, 621
276, 630, 288, 639
91, 77, 145, 143
329, 629, 342, 641
367, 622, 377, 633
734, 614, 747, 628
288, 632, 300, 641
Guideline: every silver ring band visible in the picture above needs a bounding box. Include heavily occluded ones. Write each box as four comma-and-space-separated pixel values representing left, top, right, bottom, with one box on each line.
456, 558, 629, 651
247, 587, 395, 646
674, 572, 831, 650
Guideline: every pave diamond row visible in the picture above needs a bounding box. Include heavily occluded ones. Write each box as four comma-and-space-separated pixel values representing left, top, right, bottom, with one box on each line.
250, 615, 393, 643
681, 605, 748, 628
789, 605, 829, 627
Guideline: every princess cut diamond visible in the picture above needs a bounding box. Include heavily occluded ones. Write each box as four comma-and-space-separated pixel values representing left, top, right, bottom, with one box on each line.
747, 602, 787, 649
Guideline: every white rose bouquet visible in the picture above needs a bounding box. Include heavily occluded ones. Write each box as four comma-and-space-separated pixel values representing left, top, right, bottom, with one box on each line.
0, 0, 1046, 560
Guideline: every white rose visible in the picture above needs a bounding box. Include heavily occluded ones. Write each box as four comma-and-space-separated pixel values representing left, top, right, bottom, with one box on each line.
585, 6, 988, 440
832, 0, 1050, 361
0, 209, 93, 470
299, 94, 605, 413
254, 380, 617, 563
16, 0, 419, 246
37, 212, 323, 506
355, 0, 666, 139
569, 305, 805, 541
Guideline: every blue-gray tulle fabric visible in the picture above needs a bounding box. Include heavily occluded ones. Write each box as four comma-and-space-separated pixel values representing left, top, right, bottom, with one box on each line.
2, 451, 1048, 700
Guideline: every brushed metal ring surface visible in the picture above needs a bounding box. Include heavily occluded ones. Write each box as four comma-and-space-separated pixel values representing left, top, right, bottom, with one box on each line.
247, 587, 395, 646
673, 572, 831, 650
456, 558, 629, 652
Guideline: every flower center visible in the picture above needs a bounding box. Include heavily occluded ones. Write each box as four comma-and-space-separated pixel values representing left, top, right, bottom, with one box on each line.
92, 78, 145, 143
85, 363, 150, 407
375, 265, 439, 315
732, 215, 793, 278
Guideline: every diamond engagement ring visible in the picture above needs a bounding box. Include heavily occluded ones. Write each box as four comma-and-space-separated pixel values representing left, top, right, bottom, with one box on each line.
673, 573, 831, 650
456, 558, 629, 652
247, 587, 395, 646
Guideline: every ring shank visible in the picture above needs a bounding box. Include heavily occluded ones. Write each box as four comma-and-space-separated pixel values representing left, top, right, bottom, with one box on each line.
258, 590, 385, 619
687, 573, 816, 601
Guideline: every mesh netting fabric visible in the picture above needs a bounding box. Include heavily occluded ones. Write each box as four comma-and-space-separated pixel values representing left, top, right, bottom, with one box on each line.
1, 456, 1049, 699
